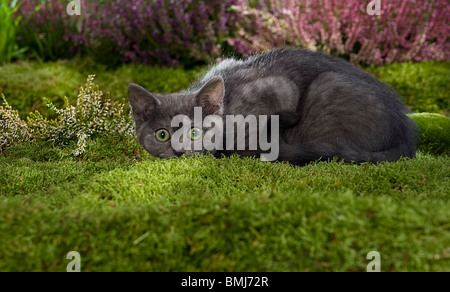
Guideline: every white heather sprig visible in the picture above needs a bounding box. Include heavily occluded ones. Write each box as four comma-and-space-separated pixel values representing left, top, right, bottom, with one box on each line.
0, 75, 136, 156
0, 94, 33, 151
73, 130, 88, 156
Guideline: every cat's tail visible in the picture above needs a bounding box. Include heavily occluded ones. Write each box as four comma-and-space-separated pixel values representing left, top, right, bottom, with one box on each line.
276, 142, 417, 166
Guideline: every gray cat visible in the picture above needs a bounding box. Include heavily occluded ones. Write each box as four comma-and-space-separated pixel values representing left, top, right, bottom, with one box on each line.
128, 48, 418, 165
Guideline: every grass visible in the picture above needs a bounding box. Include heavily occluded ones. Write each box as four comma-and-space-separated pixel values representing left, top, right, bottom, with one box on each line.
409, 113, 450, 155
0, 136, 449, 272
366, 61, 450, 115
0, 60, 449, 271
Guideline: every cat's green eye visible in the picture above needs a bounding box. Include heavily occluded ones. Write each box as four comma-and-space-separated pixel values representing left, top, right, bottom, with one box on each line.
156, 129, 170, 142
189, 127, 202, 140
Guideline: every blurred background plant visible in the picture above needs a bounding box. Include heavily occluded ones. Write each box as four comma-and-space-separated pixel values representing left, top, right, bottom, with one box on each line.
232, 0, 450, 65
0, 0, 449, 146
15, 0, 81, 61
0, 0, 27, 64
10, 0, 449, 67
15, 0, 244, 67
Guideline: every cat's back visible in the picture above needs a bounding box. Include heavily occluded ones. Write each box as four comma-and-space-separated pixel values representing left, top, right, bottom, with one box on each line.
201, 48, 390, 95
194, 48, 408, 119
244, 48, 390, 88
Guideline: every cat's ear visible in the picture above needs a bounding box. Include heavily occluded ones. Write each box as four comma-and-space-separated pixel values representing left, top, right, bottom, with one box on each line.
128, 83, 161, 124
196, 76, 224, 115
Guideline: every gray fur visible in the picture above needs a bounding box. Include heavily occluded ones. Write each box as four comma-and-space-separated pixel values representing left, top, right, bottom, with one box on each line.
128, 48, 418, 165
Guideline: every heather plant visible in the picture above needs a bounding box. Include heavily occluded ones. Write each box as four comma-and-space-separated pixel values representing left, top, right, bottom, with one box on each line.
16, 0, 243, 67
15, 0, 449, 66
0, 93, 32, 151
15, 0, 81, 61
227, 4, 289, 56
79, 0, 243, 66
233, 0, 450, 65
0, 75, 135, 156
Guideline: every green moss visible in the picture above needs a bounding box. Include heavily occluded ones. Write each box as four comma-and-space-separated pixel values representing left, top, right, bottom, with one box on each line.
1, 60, 449, 272
366, 61, 450, 115
0, 59, 201, 118
409, 113, 450, 155
0, 138, 449, 271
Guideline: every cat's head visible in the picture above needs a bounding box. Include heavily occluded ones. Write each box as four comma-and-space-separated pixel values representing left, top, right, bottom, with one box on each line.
128, 77, 224, 159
